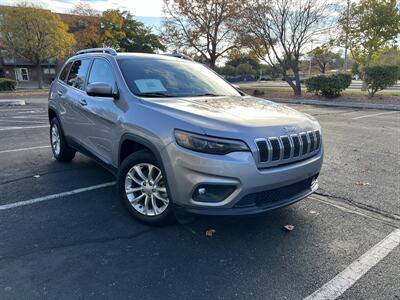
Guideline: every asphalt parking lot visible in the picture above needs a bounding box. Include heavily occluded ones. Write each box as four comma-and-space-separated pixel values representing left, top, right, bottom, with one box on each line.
0, 97, 399, 299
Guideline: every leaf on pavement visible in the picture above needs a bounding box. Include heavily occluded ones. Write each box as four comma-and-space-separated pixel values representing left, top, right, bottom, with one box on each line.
283, 224, 295, 232
355, 181, 370, 186
33, 174, 40, 178
206, 228, 216, 237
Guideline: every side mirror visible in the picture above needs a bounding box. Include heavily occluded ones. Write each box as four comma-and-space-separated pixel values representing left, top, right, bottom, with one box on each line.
86, 82, 118, 99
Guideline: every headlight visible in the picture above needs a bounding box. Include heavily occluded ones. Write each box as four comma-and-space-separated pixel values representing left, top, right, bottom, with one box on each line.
174, 130, 249, 155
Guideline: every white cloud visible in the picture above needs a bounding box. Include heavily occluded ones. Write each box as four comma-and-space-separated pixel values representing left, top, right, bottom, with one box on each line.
2, 0, 165, 16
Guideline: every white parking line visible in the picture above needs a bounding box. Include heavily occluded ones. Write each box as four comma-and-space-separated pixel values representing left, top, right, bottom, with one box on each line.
0, 182, 116, 211
0, 125, 49, 131
304, 228, 400, 300
0, 119, 47, 124
351, 111, 399, 120
0, 145, 50, 154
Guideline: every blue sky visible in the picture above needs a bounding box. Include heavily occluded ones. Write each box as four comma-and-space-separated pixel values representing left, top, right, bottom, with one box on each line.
3, 0, 165, 17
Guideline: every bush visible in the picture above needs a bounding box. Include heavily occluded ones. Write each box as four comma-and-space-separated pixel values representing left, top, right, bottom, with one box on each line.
0, 78, 18, 91
305, 73, 352, 98
364, 65, 399, 97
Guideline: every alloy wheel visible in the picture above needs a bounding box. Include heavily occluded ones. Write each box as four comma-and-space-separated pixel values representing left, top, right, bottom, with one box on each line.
124, 163, 169, 216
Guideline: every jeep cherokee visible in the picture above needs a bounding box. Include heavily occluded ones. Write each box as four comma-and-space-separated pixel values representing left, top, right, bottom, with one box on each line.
48, 48, 323, 224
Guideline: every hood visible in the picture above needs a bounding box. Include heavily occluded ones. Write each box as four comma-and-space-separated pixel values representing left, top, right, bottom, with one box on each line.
143, 95, 319, 139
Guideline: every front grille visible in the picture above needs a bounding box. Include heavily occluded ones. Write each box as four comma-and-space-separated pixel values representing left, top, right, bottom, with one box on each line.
235, 177, 314, 208
255, 130, 321, 165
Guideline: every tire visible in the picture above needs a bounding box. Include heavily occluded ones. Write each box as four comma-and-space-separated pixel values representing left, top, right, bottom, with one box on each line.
117, 150, 175, 225
50, 117, 76, 162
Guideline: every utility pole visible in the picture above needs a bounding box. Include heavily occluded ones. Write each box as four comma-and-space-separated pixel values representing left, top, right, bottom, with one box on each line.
343, 0, 350, 71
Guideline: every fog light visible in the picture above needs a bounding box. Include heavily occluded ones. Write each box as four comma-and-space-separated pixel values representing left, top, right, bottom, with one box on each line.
193, 185, 236, 203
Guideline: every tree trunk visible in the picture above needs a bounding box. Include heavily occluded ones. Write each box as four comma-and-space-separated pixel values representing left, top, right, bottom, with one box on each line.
361, 53, 372, 91
293, 66, 302, 96
36, 63, 44, 89
283, 74, 301, 96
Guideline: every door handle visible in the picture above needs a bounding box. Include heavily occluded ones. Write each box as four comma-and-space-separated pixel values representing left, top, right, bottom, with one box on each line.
79, 99, 87, 106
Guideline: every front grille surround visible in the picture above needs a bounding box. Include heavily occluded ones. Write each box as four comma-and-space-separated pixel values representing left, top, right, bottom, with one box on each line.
255, 130, 321, 167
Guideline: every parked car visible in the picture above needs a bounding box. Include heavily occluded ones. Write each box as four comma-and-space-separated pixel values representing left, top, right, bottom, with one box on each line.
48, 48, 323, 224
259, 75, 272, 81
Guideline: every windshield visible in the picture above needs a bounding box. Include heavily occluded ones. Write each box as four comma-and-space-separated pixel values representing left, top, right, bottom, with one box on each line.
117, 57, 241, 98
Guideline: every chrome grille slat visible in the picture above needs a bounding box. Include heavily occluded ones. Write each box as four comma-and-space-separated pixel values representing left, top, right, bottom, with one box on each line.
255, 130, 321, 166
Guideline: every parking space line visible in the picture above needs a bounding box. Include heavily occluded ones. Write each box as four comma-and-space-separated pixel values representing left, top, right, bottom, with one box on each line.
0, 182, 116, 211
351, 111, 399, 120
0, 125, 49, 131
0, 145, 50, 154
304, 228, 400, 300
0, 119, 47, 124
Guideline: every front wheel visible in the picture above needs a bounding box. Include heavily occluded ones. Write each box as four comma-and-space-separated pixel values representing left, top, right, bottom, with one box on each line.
117, 150, 174, 225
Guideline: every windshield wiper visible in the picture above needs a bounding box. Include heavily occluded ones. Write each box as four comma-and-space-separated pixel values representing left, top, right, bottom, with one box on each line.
189, 93, 223, 97
135, 92, 175, 98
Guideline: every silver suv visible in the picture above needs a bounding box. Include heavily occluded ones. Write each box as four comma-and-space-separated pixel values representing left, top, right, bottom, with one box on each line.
48, 48, 323, 224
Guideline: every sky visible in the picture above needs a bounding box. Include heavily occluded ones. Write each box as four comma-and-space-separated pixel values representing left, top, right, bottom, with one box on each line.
1, 0, 165, 17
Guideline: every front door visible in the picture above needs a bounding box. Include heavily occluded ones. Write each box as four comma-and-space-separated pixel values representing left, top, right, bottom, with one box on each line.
15, 68, 29, 81
79, 58, 120, 165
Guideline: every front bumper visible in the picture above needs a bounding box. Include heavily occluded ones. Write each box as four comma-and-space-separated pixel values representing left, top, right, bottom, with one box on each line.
161, 142, 323, 216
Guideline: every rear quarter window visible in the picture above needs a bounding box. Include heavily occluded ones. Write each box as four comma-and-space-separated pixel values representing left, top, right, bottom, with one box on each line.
59, 62, 72, 82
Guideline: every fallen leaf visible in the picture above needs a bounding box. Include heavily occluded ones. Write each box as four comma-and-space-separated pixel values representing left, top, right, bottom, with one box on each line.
33, 175, 40, 178
206, 228, 216, 237
309, 210, 317, 214
355, 181, 370, 186
283, 224, 295, 232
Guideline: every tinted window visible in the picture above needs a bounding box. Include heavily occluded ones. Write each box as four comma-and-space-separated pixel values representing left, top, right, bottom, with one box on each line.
59, 62, 72, 82
117, 57, 241, 98
88, 59, 115, 89
67, 59, 91, 90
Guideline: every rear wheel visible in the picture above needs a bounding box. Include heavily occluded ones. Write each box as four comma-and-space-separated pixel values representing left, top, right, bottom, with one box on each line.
117, 150, 174, 225
50, 118, 76, 162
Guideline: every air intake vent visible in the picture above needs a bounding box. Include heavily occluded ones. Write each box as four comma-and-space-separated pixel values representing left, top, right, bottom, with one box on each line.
255, 130, 321, 167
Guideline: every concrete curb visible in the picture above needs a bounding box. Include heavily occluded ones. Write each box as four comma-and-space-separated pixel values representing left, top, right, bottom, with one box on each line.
0, 99, 26, 106
268, 98, 400, 111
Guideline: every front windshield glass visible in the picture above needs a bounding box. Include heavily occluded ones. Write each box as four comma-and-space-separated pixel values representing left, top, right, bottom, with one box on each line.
117, 57, 241, 98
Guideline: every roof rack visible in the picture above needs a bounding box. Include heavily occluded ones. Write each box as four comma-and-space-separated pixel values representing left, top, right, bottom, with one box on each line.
76, 48, 117, 56
163, 53, 193, 61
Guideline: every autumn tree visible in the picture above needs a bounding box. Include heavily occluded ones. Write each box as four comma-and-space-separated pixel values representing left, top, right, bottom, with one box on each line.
0, 5, 75, 88
238, 0, 333, 95
338, 0, 400, 90
162, 0, 242, 69
312, 43, 343, 73
64, 2, 101, 49
101, 9, 165, 53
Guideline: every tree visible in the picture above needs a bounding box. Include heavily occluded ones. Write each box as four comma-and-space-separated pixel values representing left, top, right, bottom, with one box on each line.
101, 9, 165, 53
64, 3, 102, 49
0, 5, 75, 88
236, 63, 256, 75
373, 47, 400, 79
312, 43, 343, 73
162, 0, 242, 69
226, 50, 260, 69
238, 0, 332, 95
338, 0, 400, 90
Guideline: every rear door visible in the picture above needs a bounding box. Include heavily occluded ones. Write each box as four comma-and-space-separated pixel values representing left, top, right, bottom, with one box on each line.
62, 58, 92, 144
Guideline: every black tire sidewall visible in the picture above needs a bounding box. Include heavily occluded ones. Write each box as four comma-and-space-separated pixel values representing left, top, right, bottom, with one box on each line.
50, 118, 75, 162
117, 150, 174, 225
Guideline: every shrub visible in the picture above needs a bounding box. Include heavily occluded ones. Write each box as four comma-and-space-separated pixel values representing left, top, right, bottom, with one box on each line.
364, 65, 399, 97
253, 89, 265, 96
305, 73, 351, 98
0, 78, 18, 91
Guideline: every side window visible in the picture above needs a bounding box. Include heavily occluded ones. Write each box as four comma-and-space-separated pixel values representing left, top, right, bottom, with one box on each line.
67, 59, 91, 91
88, 59, 116, 89
59, 62, 72, 82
